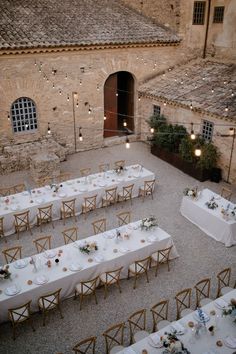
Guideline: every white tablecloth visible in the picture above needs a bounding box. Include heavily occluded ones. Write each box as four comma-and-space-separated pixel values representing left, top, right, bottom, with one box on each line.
0, 221, 178, 323
0, 165, 155, 236
118, 289, 236, 354
180, 188, 236, 247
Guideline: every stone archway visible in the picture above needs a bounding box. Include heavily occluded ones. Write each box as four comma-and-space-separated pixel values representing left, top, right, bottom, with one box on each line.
104, 71, 134, 138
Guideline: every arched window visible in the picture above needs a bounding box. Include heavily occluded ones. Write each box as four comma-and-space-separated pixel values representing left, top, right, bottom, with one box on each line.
11, 97, 37, 133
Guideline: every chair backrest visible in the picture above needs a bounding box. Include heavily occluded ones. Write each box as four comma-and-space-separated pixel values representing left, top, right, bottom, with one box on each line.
134, 256, 150, 274
58, 173, 71, 183
99, 163, 110, 173
84, 195, 97, 211
80, 168, 91, 177
62, 227, 78, 244
143, 180, 155, 195
81, 277, 99, 296
33, 236, 52, 253
62, 199, 76, 215
128, 309, 146, 338
103, 322, 125, 353
217, 267, 231, 296
157, 245, 173, 264
8, 301, 32, 325
121, 184, 134, 200
13, 184, 26, 194
92, 218, 106, 235
39, 288, 62, 311
73, 336, 97, 354
114, 160, 125, 168
3, 246, 22, 263
175, 288, 192, 319
0, 187, 14, 196
116, 211, 131, 227
104, 187, 117, 204
151, 300, 169, 331
38, 204, 53, 222
194, 278, 211, 307
221, 187, 232, 201
104, 267, 123, 285
14, 210, 30, 229
0, 217, 4, 237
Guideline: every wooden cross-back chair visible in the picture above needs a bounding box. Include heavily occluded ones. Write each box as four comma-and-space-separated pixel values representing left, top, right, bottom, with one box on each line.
128, 309, 149, 344
38, 288, 63, 326
80, 168, 91, 177
0, 217, 6, 243
14, 210, 32, 240
73, 336, 97, 354
37, 204, 54, 231
102, 187, 117, 208
99, 163, 110, 173
128, 256, 151, 289
60, 198, 77, 225
2, 246, 22, 264
75, 276, 99, 310
114, 160, 125, 169
150, 300, 170, 332
33, 235, 52, 254
151, 245, 173, 277
116, 211, 131, 227
8, 301, 35, 340
117, 184, 134, 205
0, 186, 14, 196
139, 179, 155, 201
103, 322, 125, 354
92, 218, 106, 235
82, 195, 97, 219
217, 267, 232, 297
221, 187, 232, 201
194, 278, 212, 308
100, 267, 123, 299
175, 288, 192, 319
37, 176, 54, 188
62, 227, 78, 244
57, 172, 71, 183
13, 184, 25, 194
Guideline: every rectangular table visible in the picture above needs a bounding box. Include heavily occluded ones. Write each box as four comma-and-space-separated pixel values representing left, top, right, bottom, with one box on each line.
0, 220, 178, 323
118, 289, 236, 354
0, 164, 155, 236
180, 188, 236, 247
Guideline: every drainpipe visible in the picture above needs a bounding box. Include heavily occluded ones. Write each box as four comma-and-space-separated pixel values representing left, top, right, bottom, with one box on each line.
203, 0, 211, 58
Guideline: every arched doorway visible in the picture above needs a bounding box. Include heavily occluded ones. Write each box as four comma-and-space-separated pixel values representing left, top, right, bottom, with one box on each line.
104, 71, 134, 138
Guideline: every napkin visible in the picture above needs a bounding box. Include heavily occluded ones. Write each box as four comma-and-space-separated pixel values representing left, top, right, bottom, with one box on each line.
58, 192, 66, 198
35, 275, 47, 284
15, 259, 26, 267
6, 285, 18, 295
147, 235, 158, 243
119, 247, 130, 254
94, 255, 104, 263
194, 310, 209, 322
69, 262, 82, 271
170, 322, 185, 334
149, 333, 161, 345
214, 298, 228, 309
224, 337, 236, 348
45, 250, 56, 258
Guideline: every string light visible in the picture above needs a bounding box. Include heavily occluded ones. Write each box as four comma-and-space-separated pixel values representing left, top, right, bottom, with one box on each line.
52, 83, 55, 89
76, 100, 79, 108
79, 127, 83, 141
225, 106, 229, 112
67, 94, 70, 102
47, 122, 51, 135
190, 102, 193, 110
190, 123, 196, 140
97, 84, 100, 91
125, 136, 130, 149
104, 114, 107, 121
123, 120, 127, 127
211, 88, 214, 93
138, 96, 141, 101
59, 89, 62, 95
163, 102, 167, 106
7, 113, 10, 121
194, 146, 201, 157
150, 127, 154, 134
229, 127, 235, 136
65, 74, 68, 80
116, 92, 119, 97
88, 106, 92, 114
79, 79, 82, 86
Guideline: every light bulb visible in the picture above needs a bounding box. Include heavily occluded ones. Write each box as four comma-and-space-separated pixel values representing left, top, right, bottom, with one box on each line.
88, 107, 92, 114
190, 103, 193, 110
104, 114, 107, 120
47, 123, 51, 135
211, 88, 214, 93
195, 148, 201, 157
190, 132, 196, 140
76, 101, 79, 108
116, 92, 118, 97
79, 128, 83, 141
125, 137, 130, 149
229, 128, 235, 136
225, 106, 229, 112
164, 102, 167, 106
123, 121, 127, 127
138, 96, 141, 101
67, 95, 70, 102
59, 89, 62, 95
150, 127, 154, 134
65, 74, 68, 79
52, 83, 55, 89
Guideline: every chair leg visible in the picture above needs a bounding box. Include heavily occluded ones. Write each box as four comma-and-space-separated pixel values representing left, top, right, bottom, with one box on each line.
104, 285, 107, 299
58, 305, 64, 319
146, 271, 149, 283
94, 291, 98, 305
12, 325, 16, 340
167, 261, 170, 272
43, 312, 46, 326
133, 275, 137, 289
155, 264, 158, 277
79, 295, 83, 311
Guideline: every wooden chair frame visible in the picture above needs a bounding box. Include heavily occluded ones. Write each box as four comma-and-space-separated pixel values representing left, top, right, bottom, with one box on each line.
128, 309, 147, 344
37, 204, 54, 232
62, 227, 78, 244
82, 195, 97, 220
194, 278, 211, 308
114, 160, 125, 169
221, 187, 232, 201
60, 198, 77, 225
73, 336, 97, 354
92, 218, 106, 235
38, 288, 63, 326
80, 168, 91, 177
117, 184, 134, 205
33, 235, 52, 254
8, 300, 35, 340
14, 210, 32, 240
13, 184, 25, 194
175, 288, 192, 320
139, 179, 155, 201
151, 245, 173, 277
100, 267, 123, 299
3, 246, 22, 263
102, 187, 117, 208
128, 256, 151, 289
217, 267, 231, 297
116, 211, 131, 227
99, 163, 110, 173
150, 300, 169, 332
103, 322, 125, 354
75, 276, 99, 310
0, 217, 6, 243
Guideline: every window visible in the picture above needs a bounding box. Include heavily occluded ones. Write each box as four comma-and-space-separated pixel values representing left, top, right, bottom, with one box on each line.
11, 97, 37, 133
153, 105, 161, 116
193, 1, 206, 25
213, 6, 224, 23
202, 120, 214, 141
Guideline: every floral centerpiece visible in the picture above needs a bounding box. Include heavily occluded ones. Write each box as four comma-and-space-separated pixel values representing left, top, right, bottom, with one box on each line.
231, 207, 236, 218
183, 187, 198, 199
161, 332, 190, 354
114, 166, 125, 175
79, 241, 98, 255
0, 265, 11, 280
222, 298, 236, 323
50, 183, 63, 193
140, 216, 158, 231
205, 197, 218, 210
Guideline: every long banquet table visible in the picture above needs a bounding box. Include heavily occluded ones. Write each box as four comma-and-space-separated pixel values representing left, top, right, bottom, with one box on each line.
180, 188, 236, 247
0, 220, 178, 323
0, 164, 155, 236
117, 289, 236, 354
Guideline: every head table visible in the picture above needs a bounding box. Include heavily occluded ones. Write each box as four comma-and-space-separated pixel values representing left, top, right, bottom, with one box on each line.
117, 289, 236, 354
180, 188, 236, 247
0, 220, 178, 323
0, 164, 155, 236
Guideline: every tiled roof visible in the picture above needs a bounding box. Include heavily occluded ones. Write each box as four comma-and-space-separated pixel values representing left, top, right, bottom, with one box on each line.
139, 60, 236, 120
0, 0, 180, 50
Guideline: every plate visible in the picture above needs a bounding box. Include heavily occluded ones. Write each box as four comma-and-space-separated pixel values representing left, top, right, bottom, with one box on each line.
35, 198, 45, 204
33, 275, 49, 285
79, 186, 88, 192
10, 205, 20, 211
170, 322, 186, 335
44, 250, 57, 258
147, 235, 158, 243
66, 181, 73, 185
45, 185, 51, 190
22, 191, 29, 196
148, 335, 162, 348
214, 298, 228, 309
4, 285, 21, 296
69, 262, 83, 271
14, 259, 28, 269
119, 247, 131, 254
94, 255, 104, 263
224, 337, 236, 349
98, 182, 106, 187
58, 192, 67, 198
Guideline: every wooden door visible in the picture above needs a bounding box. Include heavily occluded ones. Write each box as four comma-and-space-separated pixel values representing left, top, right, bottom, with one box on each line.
104, 73, 118, 138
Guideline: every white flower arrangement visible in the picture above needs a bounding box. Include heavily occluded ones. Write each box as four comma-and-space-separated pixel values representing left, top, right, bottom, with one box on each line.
79, 241, 98, 255
0, 265, 11, 280
140, 216, 158, 231
205, 197, 218, 210
161, 332, 190, 354
183, 187, 198, 199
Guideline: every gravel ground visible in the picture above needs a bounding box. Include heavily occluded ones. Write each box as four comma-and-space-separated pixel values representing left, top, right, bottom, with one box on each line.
0, 142, 235, 354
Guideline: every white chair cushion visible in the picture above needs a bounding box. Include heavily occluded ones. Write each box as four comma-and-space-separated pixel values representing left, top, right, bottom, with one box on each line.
110, 345, 124, 354
157, 319, 171, 330
12, 309, 29, 322
129, 263, 145, 274
134, 330, 149, 343
199, 298, 213, 307
151, 253, 158, 262
180, 308, 193, 318
221, 286, 233, 295
100, 273, 117, 284
38, 295, 57, 310
75, 282, 95, 294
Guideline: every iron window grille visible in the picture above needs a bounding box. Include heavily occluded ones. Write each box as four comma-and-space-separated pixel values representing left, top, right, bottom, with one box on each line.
153, 105, 161, 116
11, 97, 37, 133
201, 120, 214, 141
193, 1, 206, 25
213, 6, 224, 23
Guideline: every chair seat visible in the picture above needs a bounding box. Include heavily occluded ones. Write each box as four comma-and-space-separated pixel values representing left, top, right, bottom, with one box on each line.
199, 298, 213, 307
11, 310, 30, 322
37, 214, 51, 221
139, 187, 152, 195
134, 330, 149, 343
82, 204, 95, 211
129, 263, 145, 274
110, 345, 124, 354
156, 319, 171, 330
180, 308, 193, 318
100, 273, 117, 285
221, 286, 233, 295
38, 296, 57, 310
75, 282, 95, 294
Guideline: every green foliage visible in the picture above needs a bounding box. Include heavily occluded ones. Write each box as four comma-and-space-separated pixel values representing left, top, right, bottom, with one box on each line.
147, 114, 166, 130
179, 136, 194, 163
196, 142, 219, 170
